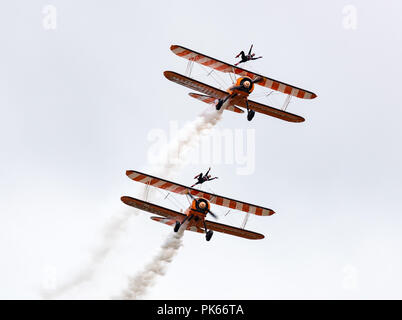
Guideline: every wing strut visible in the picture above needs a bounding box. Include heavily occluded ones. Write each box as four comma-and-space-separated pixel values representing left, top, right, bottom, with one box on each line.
144, 180, 151, 201
282, 95, 292, 111
185, 57, 195, 77
241, 211, 251, 229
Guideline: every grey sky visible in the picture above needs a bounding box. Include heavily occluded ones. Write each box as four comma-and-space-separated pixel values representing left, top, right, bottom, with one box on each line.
0, 0, 401, 299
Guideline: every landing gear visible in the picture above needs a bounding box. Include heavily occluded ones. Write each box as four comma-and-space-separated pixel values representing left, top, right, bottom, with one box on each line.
216, 93, 237, 111
247, 109, 255, 121
174, 215, 193, 232
206, 230, 213, 241
203, 219, 213, 241
245, 99, 255, 121
216, 99, 223, 110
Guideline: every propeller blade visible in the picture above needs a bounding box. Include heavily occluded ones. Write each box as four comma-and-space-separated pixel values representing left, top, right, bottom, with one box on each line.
208, 209, 219, 220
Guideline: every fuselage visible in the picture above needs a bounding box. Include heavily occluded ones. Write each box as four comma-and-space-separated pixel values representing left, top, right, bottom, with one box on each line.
222, 76, 255, 110
179, 198, 210, 232
228, 76, 255, 95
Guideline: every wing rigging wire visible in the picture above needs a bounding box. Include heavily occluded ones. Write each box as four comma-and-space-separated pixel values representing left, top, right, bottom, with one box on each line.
197, 64, 228, 90
154, 187, 184, 212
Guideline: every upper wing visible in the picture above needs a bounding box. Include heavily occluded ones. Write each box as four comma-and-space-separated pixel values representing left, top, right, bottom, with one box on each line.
121, 196, 186, 220
126, 170, 275, 216
164, 71, 228, 99
236, 98, 305, 123
170, 45, 317, 100
205, 220, 264, 240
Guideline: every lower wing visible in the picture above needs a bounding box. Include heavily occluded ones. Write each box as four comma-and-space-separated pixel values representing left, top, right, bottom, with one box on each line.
121, 196, 186, 220
164, 71, 228, 99
236, 99, 305, 123
205, 220, 265, 240
150, 216, 263, 239
165, 70, 303, 122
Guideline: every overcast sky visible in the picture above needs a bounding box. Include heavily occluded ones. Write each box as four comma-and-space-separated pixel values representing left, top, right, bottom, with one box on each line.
1, 0, 402, 299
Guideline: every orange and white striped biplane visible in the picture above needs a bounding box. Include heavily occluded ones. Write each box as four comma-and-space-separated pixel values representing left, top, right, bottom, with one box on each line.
165, 45, 317, 122
121, 170, 275, 241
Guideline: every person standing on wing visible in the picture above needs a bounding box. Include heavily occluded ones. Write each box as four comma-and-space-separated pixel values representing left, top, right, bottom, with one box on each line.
235, 44, 263, 66
191, 167, 218, 188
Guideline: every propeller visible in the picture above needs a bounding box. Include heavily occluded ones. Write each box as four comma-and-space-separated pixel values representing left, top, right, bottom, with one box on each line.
207, 208, 219, 220
186, 191, 219, 220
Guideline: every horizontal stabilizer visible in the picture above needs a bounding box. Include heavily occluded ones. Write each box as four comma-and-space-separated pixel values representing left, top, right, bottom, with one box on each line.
189, 93, 244, 113
151, 216, 205, 234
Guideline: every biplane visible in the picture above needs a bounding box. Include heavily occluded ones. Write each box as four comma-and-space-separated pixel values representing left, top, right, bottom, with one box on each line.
164, 45, 317, 122
121, 170, 275, 241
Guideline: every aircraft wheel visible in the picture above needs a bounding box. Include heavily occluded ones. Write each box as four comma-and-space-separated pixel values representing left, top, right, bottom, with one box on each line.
216, 100, 223, 110
174, 221, 181, 232
247, 110, 255, 121
206, 230, 213, 241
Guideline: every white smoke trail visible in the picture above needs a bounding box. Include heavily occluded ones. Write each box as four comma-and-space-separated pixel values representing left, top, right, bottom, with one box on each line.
152, 105, 223, 177
118, 228, 185, 300
41, 208, 134, 299
44, 105, 222, 299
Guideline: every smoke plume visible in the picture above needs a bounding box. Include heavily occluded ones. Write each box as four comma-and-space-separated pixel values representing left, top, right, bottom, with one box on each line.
44, 105, 222, 299
118, 228, 185, 300
153, 105, 223, 177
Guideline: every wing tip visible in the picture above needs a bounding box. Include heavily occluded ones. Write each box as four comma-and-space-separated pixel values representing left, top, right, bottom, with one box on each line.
287, 116, 305, 123
121, 195, 132, 205
188, 92, 204, 98
251, 233, 265, 240
288, 115, 305, 123
164, 70, 178, 81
